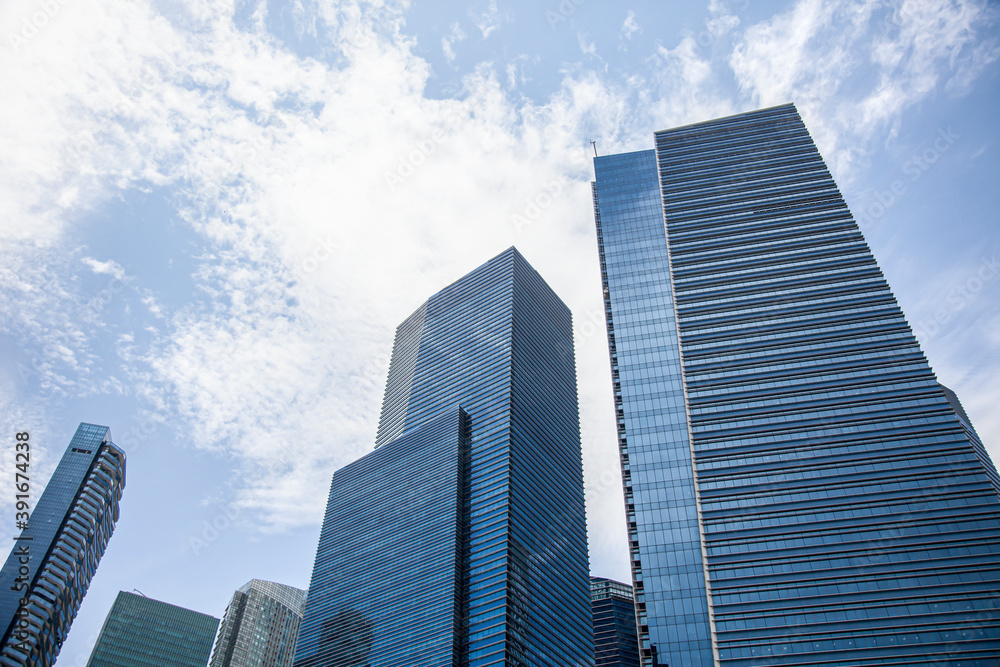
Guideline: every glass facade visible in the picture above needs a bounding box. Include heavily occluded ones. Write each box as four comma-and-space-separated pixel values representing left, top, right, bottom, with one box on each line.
294, 407, 469, 666
0, 422, 126, 667
591, 577, 641, 667
593, 104, 1000, 666
593, 151, 715, 666
87, 591, 219, 667
940, 383, 1000, 497
293, 247, 593, 666
210, 579, 307, 667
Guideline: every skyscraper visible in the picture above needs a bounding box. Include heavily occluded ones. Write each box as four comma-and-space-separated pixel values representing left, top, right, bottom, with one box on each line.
210, 579, 307, 667
87, 591, 219, 667
591, 577, 640, 667
940, 383, 1000, 496
293, 247, 593, 666
591, 104, 1000, 665
0, 422, 126, 667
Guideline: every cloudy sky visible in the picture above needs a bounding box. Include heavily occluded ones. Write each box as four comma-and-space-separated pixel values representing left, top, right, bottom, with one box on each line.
1, 0, 998, 661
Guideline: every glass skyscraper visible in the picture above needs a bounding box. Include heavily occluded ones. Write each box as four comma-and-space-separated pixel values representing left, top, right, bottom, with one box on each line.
292, 247, 593, 666
591, 577, 640, 667
87, 591, 219, 667
0, 422, 126, 667
941, 383, 1000, 496
591, 104, 1000, 666
210, 579, 307, 667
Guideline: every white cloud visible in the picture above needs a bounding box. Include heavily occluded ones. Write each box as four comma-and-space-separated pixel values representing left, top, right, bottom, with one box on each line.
472, 0, 501, 39
862, 0, 998, 133
2, 0, 997, 559
441, 21, 466, 63
624, 36, 737, 136
730, 0, 997, 178
914, 286, 1000, 459
82, 257, 126, 280
0, 0, 641, 534
730, 0, 848, 108
0, 247, 98, 397
620, 10, 641, 41
705, 0, 740, 39
500, 53, 540, 91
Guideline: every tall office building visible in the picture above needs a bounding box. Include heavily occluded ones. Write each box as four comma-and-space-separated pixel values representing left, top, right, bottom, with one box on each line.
210, 579, 307, 667
87, 591, 219, 667
940, 383, 1000, 496
293, 247, 593, 666
0, 423, 126, 667
592, 104, 1000, 665
591, 577, 641, 667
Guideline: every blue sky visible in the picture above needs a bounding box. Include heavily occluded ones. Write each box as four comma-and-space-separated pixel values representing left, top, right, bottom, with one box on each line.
1, 0, 998, 662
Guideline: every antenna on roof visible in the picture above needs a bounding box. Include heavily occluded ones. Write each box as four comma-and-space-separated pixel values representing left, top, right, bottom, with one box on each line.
591, 140, 598, 157
132, 589, 147, 597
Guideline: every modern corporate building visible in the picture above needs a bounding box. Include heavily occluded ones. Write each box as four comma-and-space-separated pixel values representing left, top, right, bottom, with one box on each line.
591, 577, 641, 667
210, 579, 307, 667
940, 383, 1000, 495
0, 423, 126, 667
591, 104, 1000, 666
87, 591, 219, 667
293, 247, 593, 666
